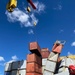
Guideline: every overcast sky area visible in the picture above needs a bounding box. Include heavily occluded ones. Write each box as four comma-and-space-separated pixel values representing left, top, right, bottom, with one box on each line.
0, 0, 75, 74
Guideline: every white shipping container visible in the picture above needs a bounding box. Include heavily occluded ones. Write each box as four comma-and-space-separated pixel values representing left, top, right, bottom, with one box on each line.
5, 63, 12, 71
42, 59, 47, 66
19, 70, 26, 75
55, 70, 69, 75
58, 67, 69, 73
60, 57, 74, 67
19, 60, 26, 69
48, 52, 56, 58
43, 70, 54, 75
44, 60, 56, 72
12, 61, 19, 70
48, 53, 59, 62
59, 58, 66, 67
72, 59, 75, 65
66, 58, 74, 67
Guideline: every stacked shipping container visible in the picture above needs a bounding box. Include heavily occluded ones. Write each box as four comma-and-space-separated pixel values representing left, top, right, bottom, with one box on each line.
4, 60, 26, 75
43, 41, 63, 75
26, 42, 42, 75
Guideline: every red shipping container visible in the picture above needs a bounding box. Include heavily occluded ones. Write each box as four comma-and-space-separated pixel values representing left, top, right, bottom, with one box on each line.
26, 73, 42, 75
52, 44, 63, 53
41, 51, 50, 58
41, 48, 49, 51
52, 43, 59, 51
26, 62, 42, 73
27, 54, 42, 66
29, 42, 41, 56
41, 48, 50, 58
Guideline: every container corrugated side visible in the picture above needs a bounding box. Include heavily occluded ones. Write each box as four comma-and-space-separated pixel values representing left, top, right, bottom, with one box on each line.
5, 63, 12, 71
44, 60, 56, 72
60, 57, 74, 67
12, 61, 19, 70
48, 53, 59, 62
27, 54, 42, 65
11, 70, 19, 75
26, 62, 42, 73
29, 42, 41, 56
19, 60, 26, 69
58, 67, 69, 73
43, 70, 54, 75
42, 58, 47, 66
66, 58, 74, 67
19, 69, 26, 75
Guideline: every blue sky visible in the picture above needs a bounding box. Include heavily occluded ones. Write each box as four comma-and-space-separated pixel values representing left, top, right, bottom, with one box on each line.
0, 0, 75, 74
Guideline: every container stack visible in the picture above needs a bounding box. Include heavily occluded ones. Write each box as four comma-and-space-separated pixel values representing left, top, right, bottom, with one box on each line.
4, 60, 26, 75
26, 42, 42, 75
41, 48, 50, 73
43, 41, 63, 75
57, 57, 74, 74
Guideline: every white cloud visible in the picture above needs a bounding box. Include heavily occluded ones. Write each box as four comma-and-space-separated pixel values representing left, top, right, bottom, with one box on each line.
68, 52, 72, 55
5, 1, 45, 27
0, 56, 5, 61
5, 8, 33, 27
71, 42, 75, 46
6, 55, 18, 64
28, 29, 34, 34
34, 1, 45, 13
53, 4, 62, 10
73, 30, 75, 33
30, 14, 38, 25
12, 55, 18, 60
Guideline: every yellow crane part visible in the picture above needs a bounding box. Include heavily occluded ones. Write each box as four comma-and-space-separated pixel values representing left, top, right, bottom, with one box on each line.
33, 22, 37, 26
68, 55, 75, 59
6, 0, 17, 12
60, 56, 66, 60
27, 6, 31, 12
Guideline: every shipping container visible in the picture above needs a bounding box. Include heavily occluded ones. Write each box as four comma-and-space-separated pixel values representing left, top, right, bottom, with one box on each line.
41, 51, 50, 58
4, 72, 11, 75
19, 60, 26, 69
48, 52, 59, 62
66, 58, 74, 67
29, 42, 41, 56
58, 67, 69, 73
26, 62, 42, 73
59, 57, 74, 67
42, 58, 47, 66
48, 52, 57, 58
55, 70, 69, 75
43, 70, 54, 75
52, 44, 63, 53
12, 61, 19, 70
27, 54, 42, 66
19, 69, 26, 75
5, 63, 12, 71
44, 60, 56, 72
11, 70, 19, 75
